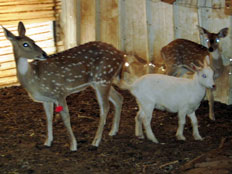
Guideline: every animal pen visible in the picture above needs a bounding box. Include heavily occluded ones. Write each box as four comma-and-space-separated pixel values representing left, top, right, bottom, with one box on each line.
0, 0, 232, 103
0, 0, 232, 174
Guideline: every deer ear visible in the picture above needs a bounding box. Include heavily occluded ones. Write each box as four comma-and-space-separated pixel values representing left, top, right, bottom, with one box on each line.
190, 63, 201, 72
197, 25, 210, 36
1, 25, 16, 41
218, 28, 229, 38
18, 21, 26, 36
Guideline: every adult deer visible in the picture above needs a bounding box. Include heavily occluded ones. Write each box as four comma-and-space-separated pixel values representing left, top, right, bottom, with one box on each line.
2, 22, 124, 151
161, 26, 229, 121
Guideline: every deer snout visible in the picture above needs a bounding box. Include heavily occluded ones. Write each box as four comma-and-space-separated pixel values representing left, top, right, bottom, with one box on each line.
208, 47, 214, 52
36, 51, 48, 60
42, 51, 48, 58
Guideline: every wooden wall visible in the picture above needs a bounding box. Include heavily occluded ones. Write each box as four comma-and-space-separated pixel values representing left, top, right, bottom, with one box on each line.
1, 0, 232, 104
61, 0, 231, 63
60, 0, 232, 104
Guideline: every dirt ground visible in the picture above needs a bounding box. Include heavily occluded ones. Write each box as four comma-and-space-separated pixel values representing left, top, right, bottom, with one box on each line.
0, 86, 232, 174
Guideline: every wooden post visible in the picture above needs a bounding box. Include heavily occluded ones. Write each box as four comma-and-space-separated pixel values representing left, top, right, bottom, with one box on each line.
100, 0, 120, 49
80, 0, 96, 44
61, 0, 78, 49
120, 0, 149, 62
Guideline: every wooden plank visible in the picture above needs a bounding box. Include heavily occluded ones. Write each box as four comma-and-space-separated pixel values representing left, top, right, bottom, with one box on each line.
0, 11, 55, 23
0, 61, 16, 71
0, 76, 18, 87
100, 0, 120, 48
0, 54, 14, 63
80, 0, 96, 44
225, 0, 232, 15
147, 1, 174, 65
0, 0, 53, 6
161, 0, 176, 4
0, 4, 54, 13
122, 0, 149, 61
173, 2, 200, 42
0, 69, 16, 78
61, 0, 78, 49
0, 82, 19, 88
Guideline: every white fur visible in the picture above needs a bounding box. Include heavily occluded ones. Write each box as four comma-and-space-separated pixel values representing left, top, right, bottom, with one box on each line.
127, 66, 214, 143
18, 57, 28, 75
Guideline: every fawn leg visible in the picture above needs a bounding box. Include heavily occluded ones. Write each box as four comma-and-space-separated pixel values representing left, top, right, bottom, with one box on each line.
43, 102, 54, 147
140, 103, 158, 143
207, 88, 215, 121
108, 87, 123, 136
58, 98, 77, 151
188, 112, 203, 140
135, 110, 144, 139
176, 111, 186, 141
92, 84, 110, 147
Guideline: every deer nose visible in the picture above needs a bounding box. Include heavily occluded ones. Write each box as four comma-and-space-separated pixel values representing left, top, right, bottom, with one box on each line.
208, 47, 214, 52
212, 84, 216, 89
42, 52, 48, 58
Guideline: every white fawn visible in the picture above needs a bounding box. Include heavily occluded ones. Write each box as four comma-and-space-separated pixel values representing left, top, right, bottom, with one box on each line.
125, 60, 214, 143
161, 26, 228, 121
2, 22, 125, 151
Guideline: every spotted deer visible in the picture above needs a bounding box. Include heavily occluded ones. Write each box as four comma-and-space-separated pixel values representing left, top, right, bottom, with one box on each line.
161, 26, 229, 121
2, 22, 125, 151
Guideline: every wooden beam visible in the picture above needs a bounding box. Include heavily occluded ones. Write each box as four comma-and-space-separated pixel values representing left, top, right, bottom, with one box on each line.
225, 0, 232, 15
161, 0, 176, 4
61, 0, 78, 49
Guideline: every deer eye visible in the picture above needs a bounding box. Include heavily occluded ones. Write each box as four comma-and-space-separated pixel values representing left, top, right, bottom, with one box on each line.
216, 38, 220, 43
23, 43, 29, 47
205, 39, 209, 42
202, 74, 207, 78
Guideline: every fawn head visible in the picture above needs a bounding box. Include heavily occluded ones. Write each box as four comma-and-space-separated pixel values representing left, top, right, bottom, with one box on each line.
2, 22, 47, 60
183, 56, 215, 89
197, 26, 228, 52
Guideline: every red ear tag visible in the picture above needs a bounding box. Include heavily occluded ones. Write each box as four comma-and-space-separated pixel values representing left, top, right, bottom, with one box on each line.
55, 105, 63, 112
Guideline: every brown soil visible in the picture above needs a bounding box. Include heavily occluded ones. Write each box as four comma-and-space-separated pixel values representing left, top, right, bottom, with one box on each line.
0, 86, 232, 174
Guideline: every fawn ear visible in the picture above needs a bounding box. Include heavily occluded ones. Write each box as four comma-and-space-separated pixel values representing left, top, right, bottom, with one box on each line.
190, 63, 201, 72
218, 28, 229, 38
18, 21, 26, 37
1, 25, 16, 41
197, 25, 210, 37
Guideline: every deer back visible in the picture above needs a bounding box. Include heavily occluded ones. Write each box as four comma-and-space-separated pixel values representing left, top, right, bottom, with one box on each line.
27, 42, 125, 99
161, 39, 209, 68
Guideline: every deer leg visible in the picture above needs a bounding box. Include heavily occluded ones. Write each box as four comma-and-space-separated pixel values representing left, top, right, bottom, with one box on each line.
176, 111, 186, 141
92, 84, 110, 147
187, 112, 203, 140
58, 98, 77, 151
140, 103, 158, 143
135, 110, 144, 139
207, 88, 215, 121
43, 102, 54, 147
108, 87, 123, 136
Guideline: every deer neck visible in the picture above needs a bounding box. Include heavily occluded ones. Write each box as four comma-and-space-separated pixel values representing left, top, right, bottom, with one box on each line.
211, 48, 221, 60
15, 57, 33, 87
210, 49, 223, 78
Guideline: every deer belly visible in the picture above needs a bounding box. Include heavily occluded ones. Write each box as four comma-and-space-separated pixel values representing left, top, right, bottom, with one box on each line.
28, 92, 56, 103
155, 104, 177, 113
